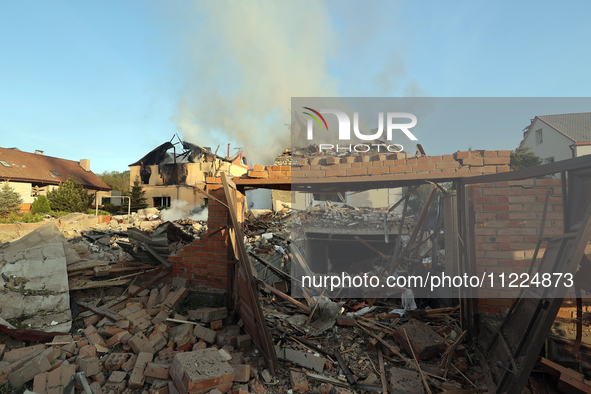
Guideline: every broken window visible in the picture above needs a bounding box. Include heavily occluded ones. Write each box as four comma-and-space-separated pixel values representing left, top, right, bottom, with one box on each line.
153, 197, 171, 208
313, 193, 344, 203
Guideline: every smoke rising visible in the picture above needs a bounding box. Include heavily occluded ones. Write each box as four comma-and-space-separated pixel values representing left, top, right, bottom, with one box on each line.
170, 1, 337, 165
161, 200, 208, 222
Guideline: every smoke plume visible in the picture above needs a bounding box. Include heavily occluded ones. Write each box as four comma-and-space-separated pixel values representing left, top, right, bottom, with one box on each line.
170, 1, 337, 165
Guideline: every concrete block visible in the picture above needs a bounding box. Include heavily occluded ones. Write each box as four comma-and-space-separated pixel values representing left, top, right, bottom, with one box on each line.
389, 366, 425, 394
188, 307, 228, 323
193, 324, 217, 345
171, 348, 235, 393
395, 319, 446, 360
275, 345, 326, 372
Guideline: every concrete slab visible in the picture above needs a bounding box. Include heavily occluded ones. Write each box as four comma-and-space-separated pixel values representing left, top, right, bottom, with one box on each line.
390, 366, 425, 394
0, 235, 71, 332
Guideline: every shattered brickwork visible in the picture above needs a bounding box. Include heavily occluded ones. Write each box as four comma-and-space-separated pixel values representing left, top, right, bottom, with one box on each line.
242, 150, 511, 179
165, 186, 230, 289
472, 178, 591, 317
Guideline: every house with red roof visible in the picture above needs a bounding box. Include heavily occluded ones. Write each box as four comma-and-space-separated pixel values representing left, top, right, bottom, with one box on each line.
0, 147, 111, 212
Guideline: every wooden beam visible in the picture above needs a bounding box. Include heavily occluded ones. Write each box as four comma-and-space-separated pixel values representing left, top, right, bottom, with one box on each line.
261, 281, 310, 314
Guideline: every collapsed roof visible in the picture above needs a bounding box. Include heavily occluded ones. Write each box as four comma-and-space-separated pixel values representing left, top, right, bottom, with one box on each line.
129, 140, 247, 167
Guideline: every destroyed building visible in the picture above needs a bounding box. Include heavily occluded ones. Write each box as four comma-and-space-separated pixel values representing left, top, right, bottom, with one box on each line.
129, 138, 250, 209
0, 147, 111, 212
2, 147, 591, 394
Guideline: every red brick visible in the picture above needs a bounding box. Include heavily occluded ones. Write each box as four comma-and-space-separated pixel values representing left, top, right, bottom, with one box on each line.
367, 166, 389, 174
462, 158, 483, 166
389, 165, 412, 173
483, 157, 510, 165
413, 163, 435, 171
347, 168, 367, 176
248, 171, 268, 178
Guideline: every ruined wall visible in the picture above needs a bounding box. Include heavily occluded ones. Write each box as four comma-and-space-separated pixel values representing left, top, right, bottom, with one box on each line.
164, 185, 231, 289
472, 178, 591, 317
242, 150, 511, 181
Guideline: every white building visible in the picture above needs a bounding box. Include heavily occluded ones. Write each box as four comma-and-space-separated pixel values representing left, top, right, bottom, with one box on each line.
520, 112, 591, 163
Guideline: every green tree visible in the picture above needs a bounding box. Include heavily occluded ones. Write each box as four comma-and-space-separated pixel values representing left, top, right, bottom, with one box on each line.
47, 177, 93, 212
30, 195, 51, 214
0, 182, 23, 218
510, 147, 542, 170
130, 177, 148, 212
99, 170, 131, 195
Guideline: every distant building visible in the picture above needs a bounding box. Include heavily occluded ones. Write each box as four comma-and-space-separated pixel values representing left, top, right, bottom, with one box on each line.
520, 112, 591, 163
129, 140, 250, 208
0, 147, 111, 211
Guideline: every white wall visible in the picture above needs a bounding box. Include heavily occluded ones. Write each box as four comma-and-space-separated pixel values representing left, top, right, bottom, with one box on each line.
520, 119, 574, 162
5, 181, 33, 204
575, 145, 591, 157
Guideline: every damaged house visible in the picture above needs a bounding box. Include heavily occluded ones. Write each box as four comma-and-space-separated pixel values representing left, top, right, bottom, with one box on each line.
129, 139, 250, 208
0, 147, 111, 212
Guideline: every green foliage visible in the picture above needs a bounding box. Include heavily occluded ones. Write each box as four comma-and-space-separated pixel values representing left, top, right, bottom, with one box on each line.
99, 170, 131, 194
0, 211, 47, 224
510, 147, 542, 170
130, 177, 148, 212
0, 182, 23, 218
405, 184, 443, 216
47, 177, 93, 212
30, 195, 51, 214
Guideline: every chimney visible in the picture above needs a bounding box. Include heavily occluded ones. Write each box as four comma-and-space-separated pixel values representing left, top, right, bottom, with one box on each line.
34, 150, 44, 155
79, 159, 90, 172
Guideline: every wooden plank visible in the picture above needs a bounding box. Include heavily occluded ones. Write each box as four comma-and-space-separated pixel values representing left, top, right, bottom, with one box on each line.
261, 282, 310, 314
69, 279, 130, 290
402, 327, 432, 394
333, 350, 357, 387
378, 347, 389, 394
76, 301, 120, 321
221, 172, 278, 375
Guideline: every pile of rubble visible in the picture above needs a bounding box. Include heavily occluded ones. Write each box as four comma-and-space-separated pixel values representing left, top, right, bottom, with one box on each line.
292, 202, 414, 235
0, 282, 265, 394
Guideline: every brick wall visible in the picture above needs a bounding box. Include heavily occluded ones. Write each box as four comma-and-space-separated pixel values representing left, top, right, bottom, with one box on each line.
472, 178, 591, 317
144, 185, 231, 289
240, 150, 511, 180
